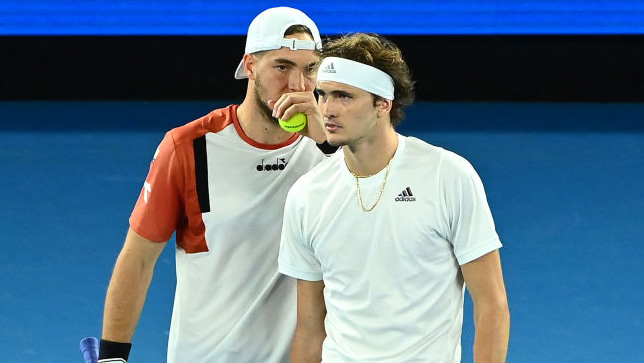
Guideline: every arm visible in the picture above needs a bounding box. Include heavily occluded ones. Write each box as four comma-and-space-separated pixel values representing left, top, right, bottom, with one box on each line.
291, 279, 327, 363
102, 227, 167, 343
461, 250, 510, 363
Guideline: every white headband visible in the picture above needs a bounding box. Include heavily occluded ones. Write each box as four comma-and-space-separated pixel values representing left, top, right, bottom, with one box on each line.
317, 57, 395, 100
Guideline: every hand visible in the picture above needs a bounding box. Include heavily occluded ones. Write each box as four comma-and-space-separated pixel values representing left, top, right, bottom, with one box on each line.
268, 92, 326, 144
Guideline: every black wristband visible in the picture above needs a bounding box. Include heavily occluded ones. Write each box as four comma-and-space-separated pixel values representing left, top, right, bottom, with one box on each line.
98, 339, 132, 361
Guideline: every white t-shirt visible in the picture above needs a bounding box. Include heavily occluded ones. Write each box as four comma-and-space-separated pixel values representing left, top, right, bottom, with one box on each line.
130, 105, 325, 362
278, 134, 502, 362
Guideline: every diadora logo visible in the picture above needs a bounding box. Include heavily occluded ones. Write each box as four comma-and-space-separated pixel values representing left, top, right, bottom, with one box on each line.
256, 158, 288, 171
395, 187, 416, 202
323, 62, 336, 73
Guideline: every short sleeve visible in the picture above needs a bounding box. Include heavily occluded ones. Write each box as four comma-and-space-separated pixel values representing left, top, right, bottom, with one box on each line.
129, 132, 184, 242
440, 152, 502, 265
278, 185, 323, 281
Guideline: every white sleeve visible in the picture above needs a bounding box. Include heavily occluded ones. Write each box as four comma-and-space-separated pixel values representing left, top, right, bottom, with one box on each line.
278, 185, 323, 281
440, 152, 502, 265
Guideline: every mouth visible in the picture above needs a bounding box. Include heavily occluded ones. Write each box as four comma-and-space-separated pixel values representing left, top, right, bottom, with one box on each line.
324, 121, 341, 132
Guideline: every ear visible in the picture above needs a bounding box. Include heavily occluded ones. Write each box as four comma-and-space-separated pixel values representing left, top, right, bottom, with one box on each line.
375, 98, 393, 116
243, 54, 257, 80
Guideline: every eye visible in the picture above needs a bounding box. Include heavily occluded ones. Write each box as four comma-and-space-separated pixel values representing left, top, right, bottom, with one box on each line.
276, 65, 288, 72
316, 90, 327, 101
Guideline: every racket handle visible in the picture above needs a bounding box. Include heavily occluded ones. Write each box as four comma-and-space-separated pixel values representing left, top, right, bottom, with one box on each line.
80, 337, 99, 363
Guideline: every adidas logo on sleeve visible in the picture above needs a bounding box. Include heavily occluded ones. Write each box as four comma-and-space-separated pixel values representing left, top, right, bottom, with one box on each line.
395, 187, 416, 202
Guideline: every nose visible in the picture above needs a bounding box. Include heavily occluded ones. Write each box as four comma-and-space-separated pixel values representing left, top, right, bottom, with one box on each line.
288, 70, 307, 92
321, 97, 336, 120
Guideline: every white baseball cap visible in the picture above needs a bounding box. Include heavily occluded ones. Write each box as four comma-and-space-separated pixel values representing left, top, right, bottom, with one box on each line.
234, 7, 322, 79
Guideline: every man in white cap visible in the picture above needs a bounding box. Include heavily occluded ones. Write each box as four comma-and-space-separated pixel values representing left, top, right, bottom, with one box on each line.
279, 33, 510, 362
98, 7, 329, 363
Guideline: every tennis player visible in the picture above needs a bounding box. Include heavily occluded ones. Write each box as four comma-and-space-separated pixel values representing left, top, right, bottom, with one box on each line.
279, 33, 510, 362
98, 7, 331, 363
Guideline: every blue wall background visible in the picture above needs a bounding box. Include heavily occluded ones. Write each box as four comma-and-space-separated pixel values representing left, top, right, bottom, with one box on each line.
1, 101, 642, 132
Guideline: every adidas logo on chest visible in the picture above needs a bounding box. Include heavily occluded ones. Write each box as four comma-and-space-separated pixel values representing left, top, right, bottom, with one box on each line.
395, 187, 416, 202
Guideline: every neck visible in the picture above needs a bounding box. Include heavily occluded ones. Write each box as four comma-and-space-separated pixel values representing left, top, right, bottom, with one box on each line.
343, 127, 398, 177
237, 98, 294, 145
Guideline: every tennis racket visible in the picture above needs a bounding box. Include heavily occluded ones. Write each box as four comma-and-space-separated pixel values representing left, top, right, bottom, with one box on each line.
79, 337, 98, 363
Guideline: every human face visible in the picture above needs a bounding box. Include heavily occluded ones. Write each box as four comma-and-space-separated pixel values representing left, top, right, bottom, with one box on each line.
249, 33, 319, 120
316, 81, 382, 148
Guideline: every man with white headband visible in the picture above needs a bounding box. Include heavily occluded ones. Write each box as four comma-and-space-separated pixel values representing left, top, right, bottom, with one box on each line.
98, 7, 332, 363
279, 33, 510, 362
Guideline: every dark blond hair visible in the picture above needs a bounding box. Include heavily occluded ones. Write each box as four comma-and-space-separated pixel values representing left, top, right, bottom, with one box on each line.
321, 33, 415, 126
285, 25, 314, 38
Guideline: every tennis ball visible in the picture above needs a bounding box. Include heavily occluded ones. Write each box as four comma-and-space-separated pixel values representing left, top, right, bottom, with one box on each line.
278, 113, 307, 133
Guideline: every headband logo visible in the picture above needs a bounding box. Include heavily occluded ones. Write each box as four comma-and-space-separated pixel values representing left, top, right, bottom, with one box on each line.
322, 62, 336, 73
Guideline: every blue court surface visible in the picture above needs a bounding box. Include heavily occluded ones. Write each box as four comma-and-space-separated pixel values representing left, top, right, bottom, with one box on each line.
0, 101, 642, 362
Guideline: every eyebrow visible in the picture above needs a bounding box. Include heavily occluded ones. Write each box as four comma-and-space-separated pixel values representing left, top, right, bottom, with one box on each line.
316, 88, 353, 97
272, 58, 298, 66
273, 58, 318, 68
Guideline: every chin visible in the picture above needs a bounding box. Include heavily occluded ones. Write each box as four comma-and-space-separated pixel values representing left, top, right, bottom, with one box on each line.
326, 136, 347, 148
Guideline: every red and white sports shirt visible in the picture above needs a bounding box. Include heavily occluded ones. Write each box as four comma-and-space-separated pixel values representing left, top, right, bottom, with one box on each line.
130, 104, 324, 362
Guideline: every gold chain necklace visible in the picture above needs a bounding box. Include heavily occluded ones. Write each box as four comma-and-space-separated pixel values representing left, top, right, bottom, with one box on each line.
351, 159, 392, 212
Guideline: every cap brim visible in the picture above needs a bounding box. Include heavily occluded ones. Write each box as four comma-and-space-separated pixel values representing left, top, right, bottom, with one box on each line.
234, 58, 248, 79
